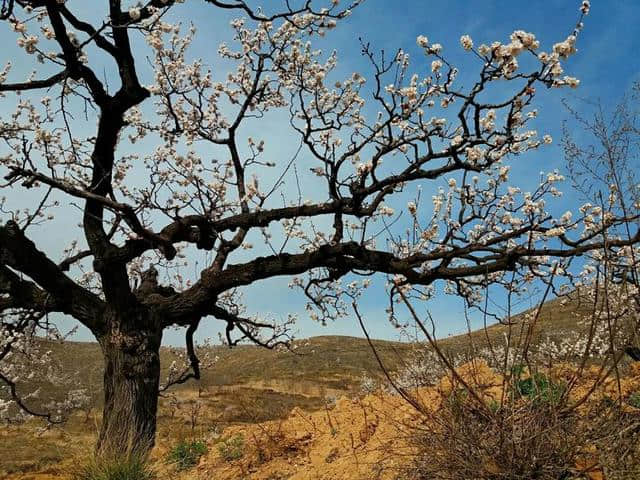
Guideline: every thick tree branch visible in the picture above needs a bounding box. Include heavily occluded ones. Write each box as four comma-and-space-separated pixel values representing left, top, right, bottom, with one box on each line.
6, 167, 177, 259
157, 225, 640, 324
0, 264, 57, 312
46, 3, 110, 107
0, 221, 105, 331
58, 6, 119, 58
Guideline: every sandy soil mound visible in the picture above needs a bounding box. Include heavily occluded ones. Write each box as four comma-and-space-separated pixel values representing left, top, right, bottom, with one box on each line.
193, 391, 420, 480
189, 360, 639, 479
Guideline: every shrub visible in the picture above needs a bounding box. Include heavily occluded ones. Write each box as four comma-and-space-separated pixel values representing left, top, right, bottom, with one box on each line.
217, 434, 245, 462
72, 456, 155, 480
165, 439, 208, 471
405, 368, 640, 480
407, 397, 582, 479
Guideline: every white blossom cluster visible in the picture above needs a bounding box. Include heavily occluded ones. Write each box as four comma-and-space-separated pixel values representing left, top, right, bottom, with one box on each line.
0, 320, 90, 423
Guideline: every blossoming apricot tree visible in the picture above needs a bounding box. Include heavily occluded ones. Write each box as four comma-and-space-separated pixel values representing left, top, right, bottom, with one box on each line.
0, 0, 637, 458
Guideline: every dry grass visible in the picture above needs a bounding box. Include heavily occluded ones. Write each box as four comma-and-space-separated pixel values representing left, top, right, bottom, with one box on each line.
406, 380, 640, 479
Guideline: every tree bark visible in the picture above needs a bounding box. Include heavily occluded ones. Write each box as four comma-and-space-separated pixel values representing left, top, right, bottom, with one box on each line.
96, 315, 162, 458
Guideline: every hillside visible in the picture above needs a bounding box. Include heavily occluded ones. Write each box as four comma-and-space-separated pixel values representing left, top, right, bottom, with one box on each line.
16, 290, 597, 413
0, 292, 618, 478
187, 360, 640, 480
37, 335, 414, 401
1, 335, 416, 477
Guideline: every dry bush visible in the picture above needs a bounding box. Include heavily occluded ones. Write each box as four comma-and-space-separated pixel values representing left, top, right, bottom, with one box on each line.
392, 297, 640, 480
405, 375, 640, 480
388, 245, 640, 479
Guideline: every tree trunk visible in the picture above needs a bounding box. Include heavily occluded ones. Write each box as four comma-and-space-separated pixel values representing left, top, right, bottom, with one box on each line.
96, 319, 162, 458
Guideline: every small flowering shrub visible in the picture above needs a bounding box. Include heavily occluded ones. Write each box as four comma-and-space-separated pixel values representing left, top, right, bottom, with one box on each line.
359, 374, 379, 395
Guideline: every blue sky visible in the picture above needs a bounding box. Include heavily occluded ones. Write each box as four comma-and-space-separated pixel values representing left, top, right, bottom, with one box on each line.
1, 1, 639, 346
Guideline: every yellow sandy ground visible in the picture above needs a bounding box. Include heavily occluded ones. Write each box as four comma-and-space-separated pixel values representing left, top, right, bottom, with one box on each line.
190, 360, 640, 480
3, 360, 639, 479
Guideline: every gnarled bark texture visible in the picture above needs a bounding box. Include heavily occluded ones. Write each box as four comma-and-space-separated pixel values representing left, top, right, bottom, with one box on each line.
96, 312, 162, 458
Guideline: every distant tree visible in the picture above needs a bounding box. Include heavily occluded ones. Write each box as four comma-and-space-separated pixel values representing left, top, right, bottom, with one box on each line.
563, 81, 640, 355
0, 0, 636, 459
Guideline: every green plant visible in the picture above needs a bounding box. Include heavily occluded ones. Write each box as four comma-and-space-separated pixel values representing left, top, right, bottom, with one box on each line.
510, 364, 526, 378
72, 456, 155, 480
217, 434, 245, 462
445, 388, 469, 414
166, 439, 208, 471
628, 392, 640, 409
488, 399, 501, 414
515, 372, 564, 405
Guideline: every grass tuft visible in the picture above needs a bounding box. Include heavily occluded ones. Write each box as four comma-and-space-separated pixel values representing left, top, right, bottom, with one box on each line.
628, 391, 640, 409
72, 455, 155, 480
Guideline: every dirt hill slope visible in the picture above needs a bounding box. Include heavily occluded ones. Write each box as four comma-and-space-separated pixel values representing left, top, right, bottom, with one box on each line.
186, 360, 640, 480
1, 292, 618, 478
